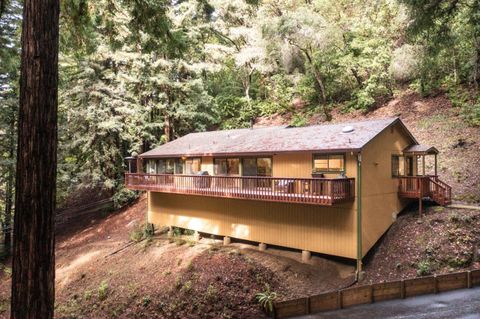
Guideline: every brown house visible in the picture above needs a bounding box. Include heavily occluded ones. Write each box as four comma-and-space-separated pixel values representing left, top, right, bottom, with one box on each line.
125, 117, 451, 273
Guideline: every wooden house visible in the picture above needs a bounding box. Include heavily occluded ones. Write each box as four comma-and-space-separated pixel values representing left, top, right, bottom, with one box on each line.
125, 117, 451, 273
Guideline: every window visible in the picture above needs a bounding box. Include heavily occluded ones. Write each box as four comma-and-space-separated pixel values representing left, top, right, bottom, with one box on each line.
242, 157, 272, 176
313, 154, 345, 173
175, 159, 184, 174
146, 160, 156, 174
214, 158, 240, 175
165, 159, 175, 174
392, 155, 405, 177
185, 158, 201, 174
157, 159, 165, 173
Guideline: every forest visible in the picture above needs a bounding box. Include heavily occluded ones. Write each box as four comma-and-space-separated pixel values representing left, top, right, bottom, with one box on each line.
1, 0, 480, 250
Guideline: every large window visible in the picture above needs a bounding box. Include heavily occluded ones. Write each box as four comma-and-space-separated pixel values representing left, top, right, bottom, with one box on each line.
214, 158, 240, 175
185, 158, 201, 175
146, 160, 157, 174
313, 154, 345, 173
242, 158, 272, 176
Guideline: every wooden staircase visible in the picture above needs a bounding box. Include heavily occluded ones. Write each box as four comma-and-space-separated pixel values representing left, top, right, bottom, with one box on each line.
398, 176, 452, 206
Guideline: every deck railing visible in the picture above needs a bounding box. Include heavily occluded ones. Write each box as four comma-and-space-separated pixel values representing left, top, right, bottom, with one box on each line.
125, 173, 355, 206
398, 175, 452, 205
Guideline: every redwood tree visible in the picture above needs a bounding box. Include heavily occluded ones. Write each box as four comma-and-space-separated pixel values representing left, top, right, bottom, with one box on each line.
11, 0, 59, 317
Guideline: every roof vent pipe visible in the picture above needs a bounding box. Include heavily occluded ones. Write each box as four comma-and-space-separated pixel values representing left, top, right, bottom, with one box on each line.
342, 125, 355, 133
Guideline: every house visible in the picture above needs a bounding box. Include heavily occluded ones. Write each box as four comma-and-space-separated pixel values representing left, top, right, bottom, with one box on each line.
125, 117, 451, 274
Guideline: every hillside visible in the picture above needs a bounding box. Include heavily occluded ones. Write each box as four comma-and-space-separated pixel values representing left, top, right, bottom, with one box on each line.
258, 90, 480, 203
1, 92, 479, 318
362, 204, 480, 284
0, 195, 354, 319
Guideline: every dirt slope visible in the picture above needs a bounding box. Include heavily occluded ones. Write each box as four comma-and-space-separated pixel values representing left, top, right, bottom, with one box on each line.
258, 90, 480, 203
0, 195, 354, 319
362, 204, 480, 284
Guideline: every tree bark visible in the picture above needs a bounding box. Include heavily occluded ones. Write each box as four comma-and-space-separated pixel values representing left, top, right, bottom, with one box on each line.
11, 0, 59, 318
473, 34, 479, 91
3, 117, 15, 255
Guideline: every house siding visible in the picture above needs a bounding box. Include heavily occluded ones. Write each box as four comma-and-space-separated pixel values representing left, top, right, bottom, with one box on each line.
148, 152, 358, 259
149, 192, 357, 259
360, 122, 415, 255
146, 121, 417, 260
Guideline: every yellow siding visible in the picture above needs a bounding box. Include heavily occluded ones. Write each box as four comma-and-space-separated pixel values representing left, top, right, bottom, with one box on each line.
149, 192, 357, 259
147, 122, 416, 260
273, 152, 357, 180
148, 152, 359, 259
360, 122, 414, 255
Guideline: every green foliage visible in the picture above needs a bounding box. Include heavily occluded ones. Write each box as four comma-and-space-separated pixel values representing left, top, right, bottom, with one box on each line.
141, 296, 151, 307
447, 85, 480, 126
256, 284, 277, 315
289, 114, 308, 127
416, 260, 432, 276
113, 187, 138, 209
97, 280, 110, 301
3, 0, 480, 225
129, 223, 155, 243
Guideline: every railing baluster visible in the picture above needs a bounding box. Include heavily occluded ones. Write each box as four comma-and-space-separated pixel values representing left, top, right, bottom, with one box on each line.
125, 173, 354, 206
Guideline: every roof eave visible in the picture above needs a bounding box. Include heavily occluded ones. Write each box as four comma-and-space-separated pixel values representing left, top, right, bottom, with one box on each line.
139, 148, 362, 159
358, 117, 418, 152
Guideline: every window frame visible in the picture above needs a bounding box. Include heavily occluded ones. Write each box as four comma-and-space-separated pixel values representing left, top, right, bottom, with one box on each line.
391, 154, 406, 177
241, 156, 273, 177
184, 157, 202, 175
214, 157, 241, 176
312, 153, 346, 174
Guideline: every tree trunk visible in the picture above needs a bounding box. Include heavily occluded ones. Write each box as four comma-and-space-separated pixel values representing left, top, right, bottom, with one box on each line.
3, 117, 15, 255
164, 114, 171, 142
302, 48, 331, 120
11, 0, 59, 318
473, 34, 479, 91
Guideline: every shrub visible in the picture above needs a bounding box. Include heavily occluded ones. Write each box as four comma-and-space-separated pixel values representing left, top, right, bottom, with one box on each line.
416, 260, 431, 276
142, 296, 151, 307
98, 280, 109, 301
180, 280, 192, 293
256, 284, 277, 315
113, 187, 138, 209
129, 223, 154, 243
84, 290, 92, 301
447, 86, 480, 126
289, 114, 308, 127
206, 284, 218, 302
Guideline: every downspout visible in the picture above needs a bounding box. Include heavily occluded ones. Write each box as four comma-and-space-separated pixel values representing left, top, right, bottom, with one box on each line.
356, 152, 363, 279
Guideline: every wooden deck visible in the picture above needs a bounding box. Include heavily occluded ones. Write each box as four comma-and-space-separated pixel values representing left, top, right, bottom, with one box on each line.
125, 173, 355, 206
398, 175, 452, 205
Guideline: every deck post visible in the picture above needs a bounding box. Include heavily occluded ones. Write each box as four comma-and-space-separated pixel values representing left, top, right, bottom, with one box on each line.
259, 243, 267, 251
422, 155, 426, 176
137, 157, 143, 173
419, 197, 423, 217
193, 231, 200, 242
434, 154, 438, 176
419, 179, 423, 217
223, 236, 231, 245
356, 153, 363, 275
301, 250, 311, 263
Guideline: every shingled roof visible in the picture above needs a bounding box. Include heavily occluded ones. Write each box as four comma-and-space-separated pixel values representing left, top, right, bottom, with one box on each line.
140, 117, 417, 158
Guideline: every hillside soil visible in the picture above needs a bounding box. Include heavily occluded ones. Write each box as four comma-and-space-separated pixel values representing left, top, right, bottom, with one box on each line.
0, 195, 354, 319
361, 203, 480, 284
258, 90, 480, 203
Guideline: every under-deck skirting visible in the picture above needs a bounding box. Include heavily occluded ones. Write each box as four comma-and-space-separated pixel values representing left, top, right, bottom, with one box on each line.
148, 191, 357, 259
